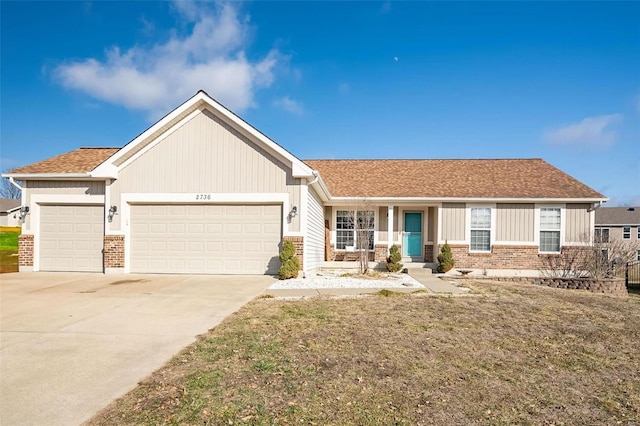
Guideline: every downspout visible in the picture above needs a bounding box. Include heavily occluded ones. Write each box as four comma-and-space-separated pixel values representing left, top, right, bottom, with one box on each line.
8, 177, 23, 192
308, 170, 319, 186
588, 201, 603, 212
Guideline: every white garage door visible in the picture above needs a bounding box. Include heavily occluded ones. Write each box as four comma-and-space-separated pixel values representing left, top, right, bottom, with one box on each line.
130, 204, 282, 274
40, 205, 104, 272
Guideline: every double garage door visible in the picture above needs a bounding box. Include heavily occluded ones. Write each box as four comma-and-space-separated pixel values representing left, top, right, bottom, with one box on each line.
130, 204, 282, 274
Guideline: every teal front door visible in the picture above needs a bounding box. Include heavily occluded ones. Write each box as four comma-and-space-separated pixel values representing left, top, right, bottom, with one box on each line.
403, 212, 422, 257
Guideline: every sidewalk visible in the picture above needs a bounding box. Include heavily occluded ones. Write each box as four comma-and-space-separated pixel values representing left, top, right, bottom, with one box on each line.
264, 270, 468, 298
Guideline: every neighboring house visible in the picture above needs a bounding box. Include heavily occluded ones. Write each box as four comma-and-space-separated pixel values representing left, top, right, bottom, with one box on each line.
595, 207, 640, 262
3, 91, 607, 275
0, 198, 22, 227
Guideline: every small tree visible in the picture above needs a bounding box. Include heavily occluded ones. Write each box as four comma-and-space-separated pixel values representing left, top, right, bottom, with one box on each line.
355, 209, 375, 274
437, 243, 454, 273
278, 240, 300, 280
386, 244, 403, 272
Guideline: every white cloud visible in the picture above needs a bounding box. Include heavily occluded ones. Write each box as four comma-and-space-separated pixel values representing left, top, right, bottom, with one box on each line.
54, 1, 284, 118
274, 96, 304, 115
544, 114, 622, 147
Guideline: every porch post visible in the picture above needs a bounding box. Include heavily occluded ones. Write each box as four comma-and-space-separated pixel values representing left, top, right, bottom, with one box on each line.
387, 205, 394, 249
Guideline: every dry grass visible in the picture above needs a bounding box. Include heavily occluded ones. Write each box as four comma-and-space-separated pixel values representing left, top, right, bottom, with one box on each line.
89, 280, 640, 425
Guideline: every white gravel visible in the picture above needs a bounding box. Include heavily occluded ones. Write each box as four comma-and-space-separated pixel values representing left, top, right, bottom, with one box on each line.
268, 273, 424, 289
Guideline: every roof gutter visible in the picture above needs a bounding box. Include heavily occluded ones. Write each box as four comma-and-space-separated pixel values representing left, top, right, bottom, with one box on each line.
326, 196, 610, 204
2, 173, 101, 180
308, 170, 332, 202
587, 200, 605, 212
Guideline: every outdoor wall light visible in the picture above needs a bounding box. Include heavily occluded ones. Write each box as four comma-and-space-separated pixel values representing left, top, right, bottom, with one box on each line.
108, 205, 118, 222
19, 206, 29, 222
288, 205, 298, 221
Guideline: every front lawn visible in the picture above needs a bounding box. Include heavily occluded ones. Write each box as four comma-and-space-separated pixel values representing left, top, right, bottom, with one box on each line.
0, 228, 20, 273
90, 281, 640, 425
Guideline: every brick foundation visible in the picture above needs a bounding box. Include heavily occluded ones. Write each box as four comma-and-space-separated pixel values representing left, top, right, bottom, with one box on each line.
18, 234, 34, 267
374, 244, 388, 262
443, 244, 580, 270
104, 235, 125, 269
283, 236, 304, 270
454, 276, 628, 297
424, 245, 434, 263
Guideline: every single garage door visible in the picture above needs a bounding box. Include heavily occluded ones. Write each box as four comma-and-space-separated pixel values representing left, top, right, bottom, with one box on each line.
130, 204, 282, 274
40, 205, 104, 272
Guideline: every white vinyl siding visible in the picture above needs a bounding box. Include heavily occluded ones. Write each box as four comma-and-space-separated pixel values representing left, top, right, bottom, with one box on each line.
39, 205, 104, 272
495, 203, 535, 242
130, 204, 281, 274
470, 207, 491, 252
305, 188, 325, 272
109, 110, 301, 232
540, 207, 561, 252
441, 203, 465, 241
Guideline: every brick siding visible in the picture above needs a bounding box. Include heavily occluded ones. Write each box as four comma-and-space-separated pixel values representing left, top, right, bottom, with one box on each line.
18, 234, 34, 267
374, 244, 388, 262
444, 244, 568, 270
424, 244, 434, 262
104, 235, 125, 269
283, 236, 304, 270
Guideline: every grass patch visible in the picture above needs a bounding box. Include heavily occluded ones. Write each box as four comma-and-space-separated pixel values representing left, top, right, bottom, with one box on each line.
0, 231, 19, 251
374, 289, 407, 297
0, 230, 20, 273
89, 280, 640, 425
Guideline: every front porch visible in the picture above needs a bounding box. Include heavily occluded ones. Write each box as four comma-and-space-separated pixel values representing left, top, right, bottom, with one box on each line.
324, 204, 439, 265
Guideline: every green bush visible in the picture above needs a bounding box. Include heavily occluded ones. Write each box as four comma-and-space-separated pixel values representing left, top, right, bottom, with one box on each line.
386, 245, 403, 272
437, 243, 454, 273
278, 240, 300, 280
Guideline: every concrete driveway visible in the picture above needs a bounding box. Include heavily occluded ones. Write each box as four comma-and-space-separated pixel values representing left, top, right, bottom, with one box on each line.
0, 272, 274, 426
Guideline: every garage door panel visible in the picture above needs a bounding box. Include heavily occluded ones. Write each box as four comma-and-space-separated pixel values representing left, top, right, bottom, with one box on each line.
131, 204, 281, 274
40, 205, 103, 272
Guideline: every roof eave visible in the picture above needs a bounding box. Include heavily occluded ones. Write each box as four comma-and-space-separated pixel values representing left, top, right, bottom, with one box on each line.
325, 196, 609, 204
1, 173, 99, 180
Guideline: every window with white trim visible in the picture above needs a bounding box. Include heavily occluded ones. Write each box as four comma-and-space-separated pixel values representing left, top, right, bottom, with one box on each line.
637, 227, 640, 239
637, 250, 640, 262
540, 207, 561, 252
336, 210, 374, 250
470, 207, 491, 252
623, 226, 631, 239
594, 228, 609, 243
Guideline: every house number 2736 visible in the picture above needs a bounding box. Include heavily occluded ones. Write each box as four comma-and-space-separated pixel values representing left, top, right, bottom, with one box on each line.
195, 194, 212, 200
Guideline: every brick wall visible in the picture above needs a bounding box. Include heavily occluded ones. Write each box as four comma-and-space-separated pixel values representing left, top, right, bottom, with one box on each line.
18, 234, 34, 267
283, 236, 304, 270
104, 235, 125, 269
424, 245, 434, 262
374, 244, 388, 262
444, 244, 570, 270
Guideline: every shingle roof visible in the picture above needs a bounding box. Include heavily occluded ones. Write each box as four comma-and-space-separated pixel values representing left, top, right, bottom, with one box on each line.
8, 148, 120, 174
304, 159, 605, 199
595, 207, 640, 225
0, 198, 21, 212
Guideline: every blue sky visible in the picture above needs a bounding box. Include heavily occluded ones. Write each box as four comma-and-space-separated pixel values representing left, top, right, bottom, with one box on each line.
2, 1, 639, 205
